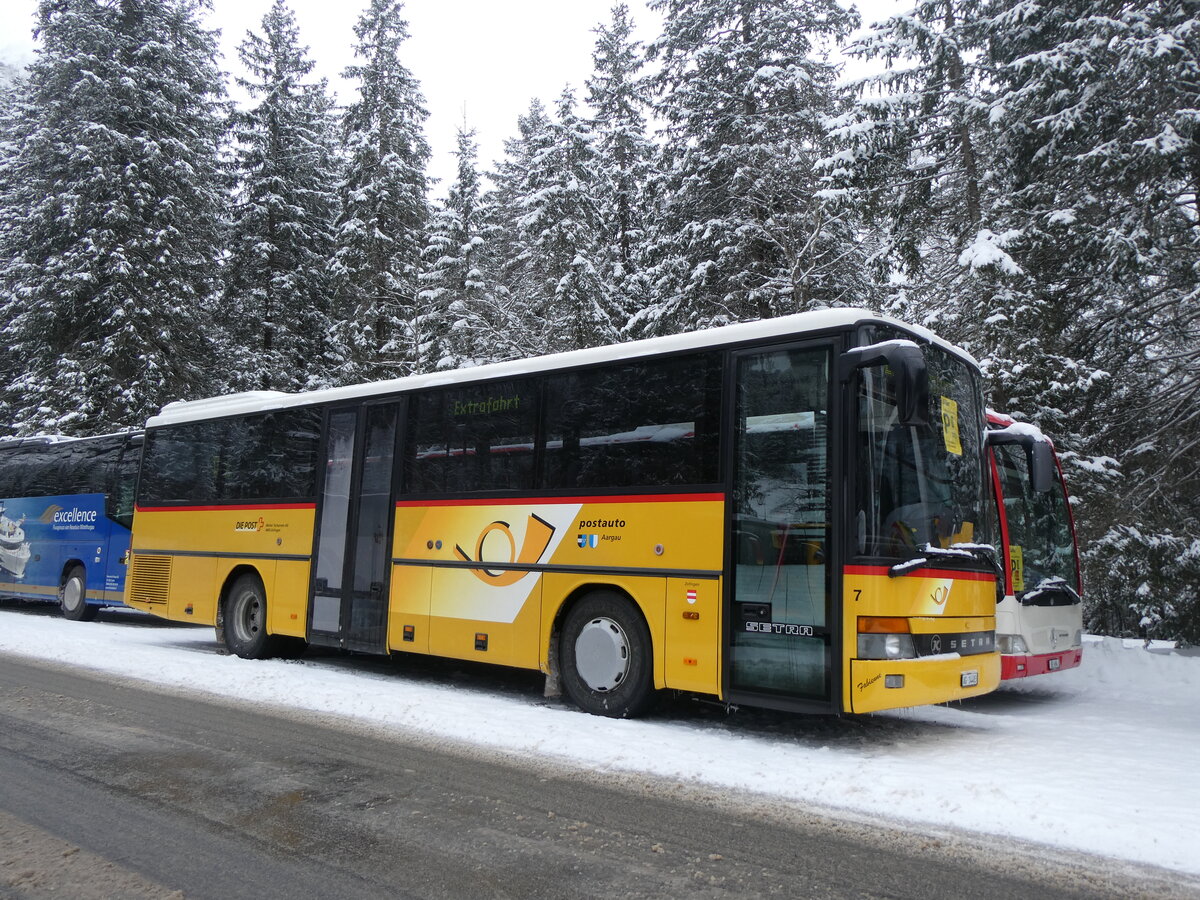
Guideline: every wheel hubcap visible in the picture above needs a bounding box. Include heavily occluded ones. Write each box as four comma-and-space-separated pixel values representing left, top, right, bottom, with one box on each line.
63, 577, 83, 611
232, 592, 261, 644
575, 616, 630, 692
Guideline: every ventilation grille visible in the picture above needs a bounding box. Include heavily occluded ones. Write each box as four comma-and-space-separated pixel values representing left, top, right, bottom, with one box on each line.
128, 554, 172, 606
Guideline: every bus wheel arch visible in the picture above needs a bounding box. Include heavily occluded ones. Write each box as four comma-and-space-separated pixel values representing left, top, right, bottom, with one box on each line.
59, 562, 98, 622
557, 587, 655, 718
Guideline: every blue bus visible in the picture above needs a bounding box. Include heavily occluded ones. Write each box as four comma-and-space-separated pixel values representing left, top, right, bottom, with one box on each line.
0, 432, 142, 620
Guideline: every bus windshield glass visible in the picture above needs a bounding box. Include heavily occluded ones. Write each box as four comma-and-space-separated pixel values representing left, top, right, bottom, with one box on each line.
856, 344, 990, 562
993, 443, 1077, 596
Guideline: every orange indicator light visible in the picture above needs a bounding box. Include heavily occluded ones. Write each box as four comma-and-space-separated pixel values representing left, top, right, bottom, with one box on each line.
858, 616, 911, 633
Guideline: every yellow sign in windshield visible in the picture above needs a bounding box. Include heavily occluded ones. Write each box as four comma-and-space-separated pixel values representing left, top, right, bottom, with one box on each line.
940, 396, 963, 456
1010, 544, 1025, 592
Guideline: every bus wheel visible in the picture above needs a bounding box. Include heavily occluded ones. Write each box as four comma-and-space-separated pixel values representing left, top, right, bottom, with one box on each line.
59, 566, 98, 622
224, 573, 271, 659
560, 592, 654, 718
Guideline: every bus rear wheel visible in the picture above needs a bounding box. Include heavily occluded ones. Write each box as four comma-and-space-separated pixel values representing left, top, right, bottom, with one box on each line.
224, 573, 271, 659
560, 592, 654, 718
59, 566, 98, 622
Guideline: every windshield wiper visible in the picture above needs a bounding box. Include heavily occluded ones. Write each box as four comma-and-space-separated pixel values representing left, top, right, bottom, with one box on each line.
888, 543, 1003, 580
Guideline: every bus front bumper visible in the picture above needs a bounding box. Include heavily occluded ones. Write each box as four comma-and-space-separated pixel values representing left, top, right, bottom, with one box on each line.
848, 652, 1001, 713
1001, 648, 1082, 680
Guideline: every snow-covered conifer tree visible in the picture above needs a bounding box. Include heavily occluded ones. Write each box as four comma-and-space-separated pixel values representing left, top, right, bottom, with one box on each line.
225, 0, 341, 392
639, 0, 864, 336
465, 101, 550, 363
331, 0, 430, 385
0, 72, 26, 430
985, 0, 1200, 643
586, 3, 656, 330
417, 125, 495, 370
0, 0, 227, 435
536, 88, 622, 352
491, 89, 620, 354
827, 0, 996, 324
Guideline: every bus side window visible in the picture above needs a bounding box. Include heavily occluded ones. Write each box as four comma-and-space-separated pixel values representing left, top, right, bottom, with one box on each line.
541, 352, 720, 491
0, 448, 18, 497
405, 381, 536, 496
140, 423, 222, 506
211, 409, 321, 503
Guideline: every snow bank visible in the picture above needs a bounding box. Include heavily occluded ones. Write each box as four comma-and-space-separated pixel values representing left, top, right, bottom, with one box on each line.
1, 606, 1196, 877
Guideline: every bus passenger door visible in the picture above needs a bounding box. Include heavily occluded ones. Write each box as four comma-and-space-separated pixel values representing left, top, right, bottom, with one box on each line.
727, 345, 833, 708
308, 402, 400, 654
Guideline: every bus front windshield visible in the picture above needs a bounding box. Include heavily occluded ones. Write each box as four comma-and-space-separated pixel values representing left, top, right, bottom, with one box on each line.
856, 345, 991, 563
993, 443, 1078, 598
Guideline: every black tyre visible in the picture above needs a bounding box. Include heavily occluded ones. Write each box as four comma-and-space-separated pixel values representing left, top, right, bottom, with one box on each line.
59, 565, 98, 622
560, 592, 654, 718
224, 573, 271, 659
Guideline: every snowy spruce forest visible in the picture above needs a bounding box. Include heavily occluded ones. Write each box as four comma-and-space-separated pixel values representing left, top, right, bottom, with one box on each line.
0, 0, 1197, 643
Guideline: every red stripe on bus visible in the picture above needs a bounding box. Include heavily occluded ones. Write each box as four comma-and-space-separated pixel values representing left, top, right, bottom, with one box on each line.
135, 503, 317, 513
844, 564, 996, 582
396, 493, 725, 508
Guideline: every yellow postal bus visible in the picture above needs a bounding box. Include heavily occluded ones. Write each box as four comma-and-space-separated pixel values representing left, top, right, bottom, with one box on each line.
125, 309, 1001, 716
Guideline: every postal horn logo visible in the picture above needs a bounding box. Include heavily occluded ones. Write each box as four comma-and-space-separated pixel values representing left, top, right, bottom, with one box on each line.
455, 514, 555, 587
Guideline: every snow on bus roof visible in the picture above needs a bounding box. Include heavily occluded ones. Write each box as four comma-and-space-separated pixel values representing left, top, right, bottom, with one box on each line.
986, 409, 1050, 445
148, 308, 979, 427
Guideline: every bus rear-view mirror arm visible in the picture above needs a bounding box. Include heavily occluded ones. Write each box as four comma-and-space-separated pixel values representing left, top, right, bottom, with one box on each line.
837, 340, 929, 427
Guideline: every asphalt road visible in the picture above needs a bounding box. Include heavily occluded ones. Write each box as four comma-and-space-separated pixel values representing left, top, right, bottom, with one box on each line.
0, 652, 1194, 899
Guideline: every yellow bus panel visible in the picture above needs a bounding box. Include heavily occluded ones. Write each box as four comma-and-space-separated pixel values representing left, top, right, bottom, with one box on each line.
129, 506, 315, 632
664, 577, 721, 695
388, 564, 432, 653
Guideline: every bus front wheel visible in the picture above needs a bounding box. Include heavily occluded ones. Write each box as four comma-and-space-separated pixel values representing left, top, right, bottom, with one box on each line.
560, 592, 654, 718
60, 566, 98, 622
224, 573, 271, 659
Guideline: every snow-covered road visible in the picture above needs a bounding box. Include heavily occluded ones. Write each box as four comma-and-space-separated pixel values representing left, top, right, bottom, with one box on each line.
1, 601, 1196, 877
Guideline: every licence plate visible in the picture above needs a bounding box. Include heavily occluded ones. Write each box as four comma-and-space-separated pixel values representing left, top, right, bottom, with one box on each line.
1048, 658, 1061, 670
961, 670, 979, 688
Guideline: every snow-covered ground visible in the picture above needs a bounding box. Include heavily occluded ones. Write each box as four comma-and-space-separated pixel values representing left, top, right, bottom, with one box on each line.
1, 601, 1197, 878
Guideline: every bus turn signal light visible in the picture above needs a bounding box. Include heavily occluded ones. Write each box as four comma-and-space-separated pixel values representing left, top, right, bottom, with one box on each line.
858, 616, 911, 633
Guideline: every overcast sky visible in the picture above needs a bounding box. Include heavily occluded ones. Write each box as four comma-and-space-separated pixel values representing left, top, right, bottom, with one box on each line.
0, 0, 899, 194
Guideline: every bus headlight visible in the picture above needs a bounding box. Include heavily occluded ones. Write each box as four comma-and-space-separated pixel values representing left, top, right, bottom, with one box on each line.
997, 634, 1029, 654
857, 618, 917, 660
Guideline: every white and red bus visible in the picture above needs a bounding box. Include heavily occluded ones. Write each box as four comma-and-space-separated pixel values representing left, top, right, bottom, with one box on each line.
986, 412, 1083, 679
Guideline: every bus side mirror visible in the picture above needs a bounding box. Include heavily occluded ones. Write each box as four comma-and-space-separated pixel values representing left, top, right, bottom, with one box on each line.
837, 340, 929, 427
1029, 440, 1055, 493
986, 428, 1055, 493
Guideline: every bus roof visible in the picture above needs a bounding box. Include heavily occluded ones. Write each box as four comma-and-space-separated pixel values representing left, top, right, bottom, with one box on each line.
148, 308, 979, 428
